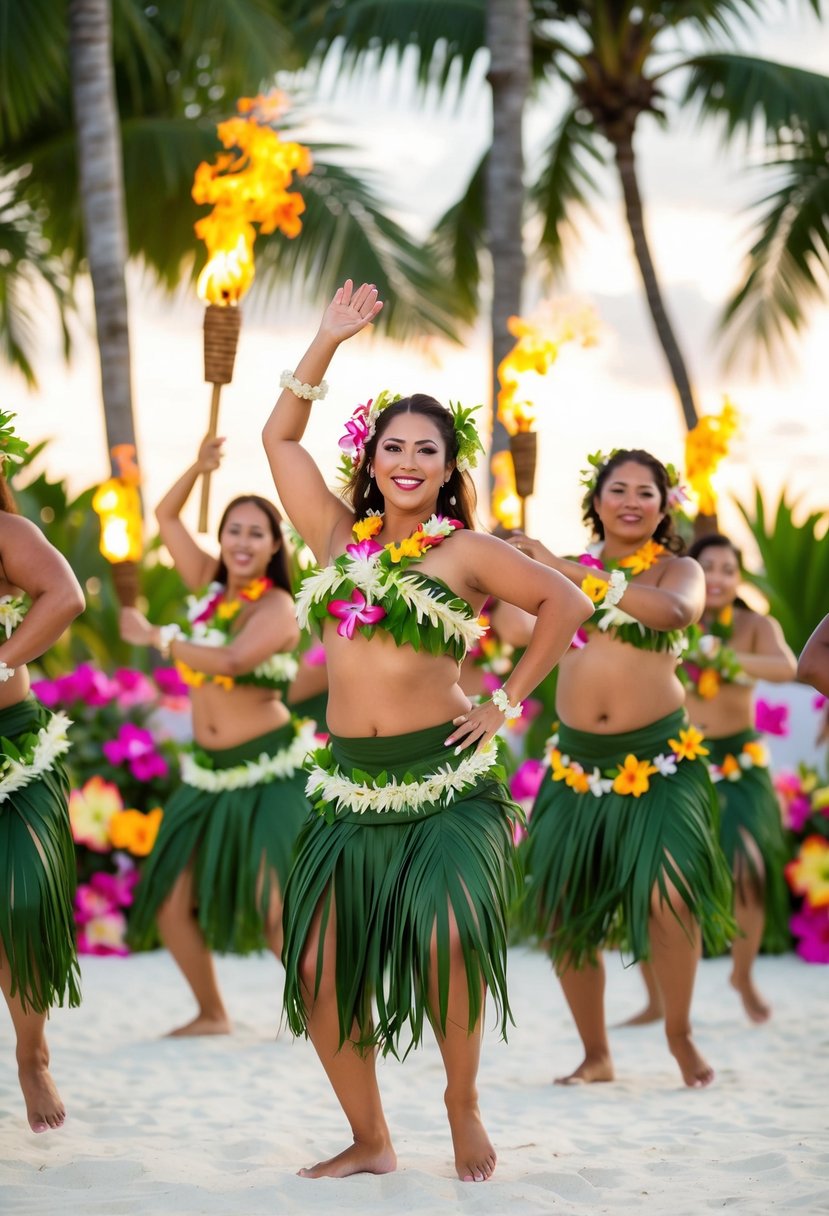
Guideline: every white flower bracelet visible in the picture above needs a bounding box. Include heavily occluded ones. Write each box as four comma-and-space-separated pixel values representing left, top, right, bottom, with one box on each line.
491, 687, 523, 720
604, 569, 628, 607
0, 660, 15, 682
279, 370, 329, 401
157, 623, 183, 660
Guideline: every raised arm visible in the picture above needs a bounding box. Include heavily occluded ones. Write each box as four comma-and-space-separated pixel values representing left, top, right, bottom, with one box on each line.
262, 280, 383, 562
797, 613, 829, 697
508, 533, 704, 631
155, 435, 225, 590
734, 613, 797, 683
0, 515, 85, 667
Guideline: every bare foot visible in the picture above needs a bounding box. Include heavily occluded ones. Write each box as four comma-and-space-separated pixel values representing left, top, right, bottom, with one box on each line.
19, 1059, 65, 1133
730, 973, 771, 1024
554, 1054, 614, 1085
446, 1096, 496, 1182
298, 1137, 397, 1179
617, 1002, 664, 1028
667, 1032, 715, 1088
165, 1013, 232, 1037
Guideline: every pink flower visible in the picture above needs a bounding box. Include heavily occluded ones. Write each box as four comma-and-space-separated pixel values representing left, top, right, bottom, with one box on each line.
570, 628, 589, 650
75, 883, 117, 925
511, 758, 545, 804
69, 663, 121, 706
814, 695, 828, 711
77, 909, 130, 956
103, 723, 169, 782
303, 643, 327, 668
755, 698, 789, 737
578, 553, 605, 569
338, 401, 372, 458
345, 538, 383, 560
91, 866, 139, 909
786, 795, 814, 833
191, 591, 224, 626
790, 902, 829, 964
328, 588, 387, 639
153, 666, 189, 697
114, 667, 156, 707
31, 679, 60, 707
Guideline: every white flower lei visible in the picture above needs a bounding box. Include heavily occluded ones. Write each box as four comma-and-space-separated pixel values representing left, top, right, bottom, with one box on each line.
0, 711, 72, 804
306, 738, 499, 816
180, 720, 317, 792
0, 595, 26, 639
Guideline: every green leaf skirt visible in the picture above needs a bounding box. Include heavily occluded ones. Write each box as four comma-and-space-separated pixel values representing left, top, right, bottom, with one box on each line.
0, 697, 80, 1013
706, 729, 789, 952
524, 709, 735, 968
128, 721, 312, 954
281, 721, 521, 1057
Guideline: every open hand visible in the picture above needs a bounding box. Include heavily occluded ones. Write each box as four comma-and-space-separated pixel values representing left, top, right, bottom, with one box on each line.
444, 699, 508, 754
319, 280, 384, 344
506, 531, 557, 567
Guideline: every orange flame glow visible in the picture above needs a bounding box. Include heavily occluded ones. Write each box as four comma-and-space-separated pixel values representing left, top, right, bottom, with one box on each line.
193, 92, 312, 305
491, 450, 522, 530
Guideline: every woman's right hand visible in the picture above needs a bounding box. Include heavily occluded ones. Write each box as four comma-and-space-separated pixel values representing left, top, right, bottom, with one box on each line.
119, 607, 156, 648
317, 279, 383, 345
196, 435, 225, 473
506, 531, 557, 568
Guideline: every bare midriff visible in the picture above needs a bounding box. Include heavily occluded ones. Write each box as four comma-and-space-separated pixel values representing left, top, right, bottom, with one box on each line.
556, 630, 685, 734
685, 681, 754, 737
191, 682, 291, 749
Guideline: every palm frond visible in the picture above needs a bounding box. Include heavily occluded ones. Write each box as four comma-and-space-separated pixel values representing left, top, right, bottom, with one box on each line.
427, 155, 486, 320
680, 53, 829, 141
529, 105, 604, 269
0, 0, 68, 145
719, 135, 829, 364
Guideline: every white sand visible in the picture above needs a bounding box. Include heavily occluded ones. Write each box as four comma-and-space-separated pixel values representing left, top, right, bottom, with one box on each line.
1, 948, 828, 1215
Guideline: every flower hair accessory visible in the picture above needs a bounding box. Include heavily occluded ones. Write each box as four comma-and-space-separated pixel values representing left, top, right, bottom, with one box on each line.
579, 449, 690, 524
337, 392, 484, 479
0, 411, 29, 467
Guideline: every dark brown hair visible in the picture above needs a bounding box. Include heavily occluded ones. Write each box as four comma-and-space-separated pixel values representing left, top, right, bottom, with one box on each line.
583, 448, 684, 554
215, 495, 291, 592
687, 532, 743, 569
344, 395, 477, 530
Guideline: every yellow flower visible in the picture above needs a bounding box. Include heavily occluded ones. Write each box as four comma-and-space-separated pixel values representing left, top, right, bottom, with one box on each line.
109, 807, 163, 856
176, 661, 205, 688
550, 750, 570, 783
667, 725, 709, 761
241, 576, 271, 602
719, 753, 741, 779
216, 600, 241, 620
717, 605, 733, 628
742, 740, 768, 767
697, 668, 721, 700
565, 766, 591, 794
353, 515, 384, 542
612, 754, 658, 797
785, 836, 829, 908
580, 575, 608, 604
812, 786, 829, 811
213, 674, 235, 691
386, 535, 426, 564
619, 540, 665, 575
69, 776, 123, 850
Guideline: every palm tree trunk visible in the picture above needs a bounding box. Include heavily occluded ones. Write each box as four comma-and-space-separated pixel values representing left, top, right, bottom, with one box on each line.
68, 0, 137, 469
612, 130, 699, 431
486, 0, 531, 465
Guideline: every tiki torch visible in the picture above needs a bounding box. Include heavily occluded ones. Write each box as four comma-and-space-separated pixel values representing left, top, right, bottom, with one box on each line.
92, 444, 143, 607
191, 91, 312, 531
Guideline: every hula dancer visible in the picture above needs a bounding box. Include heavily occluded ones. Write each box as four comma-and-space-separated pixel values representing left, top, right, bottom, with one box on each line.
511, 450, 735, 1088
0, 414, 85, 1131
798, 614, 829, 697
121, 436, 314, 1036
262, 280, 590, 1181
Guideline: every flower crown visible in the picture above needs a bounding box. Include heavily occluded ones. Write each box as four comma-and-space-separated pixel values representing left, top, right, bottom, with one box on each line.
0, 411, 28, 467
580, 449, 690, 520
337, 392, 484, 481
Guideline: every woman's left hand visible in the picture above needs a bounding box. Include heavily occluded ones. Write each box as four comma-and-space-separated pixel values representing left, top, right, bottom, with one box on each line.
119, 607, 156, 648
444, 700, 508, 754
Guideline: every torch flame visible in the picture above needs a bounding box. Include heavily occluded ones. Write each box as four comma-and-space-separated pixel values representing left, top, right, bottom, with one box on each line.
193, 92, 311, 306
491, 451, 522, 530
685, 397, 741, 517
92, 445, 143, 564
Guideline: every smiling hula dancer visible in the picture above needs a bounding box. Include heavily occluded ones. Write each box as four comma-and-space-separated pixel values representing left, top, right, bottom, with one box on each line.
121, 436, 314, 1036
511, 450, 735, 1088
0, 414, 85, 1133
262, 280, 591, 1182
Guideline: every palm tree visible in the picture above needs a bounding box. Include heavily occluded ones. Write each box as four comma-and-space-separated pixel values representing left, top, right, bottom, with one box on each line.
291, 0, 829, 431
0, 0, 468, 464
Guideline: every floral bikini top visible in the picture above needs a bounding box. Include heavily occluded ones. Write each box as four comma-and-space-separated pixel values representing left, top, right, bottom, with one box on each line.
295, 512, 485, 662
175, 577, 298, 692
574, 541, 687, 658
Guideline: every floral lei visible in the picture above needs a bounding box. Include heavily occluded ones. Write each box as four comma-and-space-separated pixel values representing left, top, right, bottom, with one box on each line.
176, 576, 298, 691
577, 542, 687, 657
709, 738, 768, 784
296, 513, 485, 660
0, 710, 72, 804
337, 390, 485, 481
0, 594, 27, 639
180, 719, 317, 791
678, 606, 747, 699
545, 722, 709, 800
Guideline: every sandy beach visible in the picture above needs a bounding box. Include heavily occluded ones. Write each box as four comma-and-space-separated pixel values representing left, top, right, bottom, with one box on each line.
1, 947, 827, 1215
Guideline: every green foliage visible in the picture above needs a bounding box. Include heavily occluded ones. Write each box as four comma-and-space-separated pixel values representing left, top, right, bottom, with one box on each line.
736, 485, 829, 654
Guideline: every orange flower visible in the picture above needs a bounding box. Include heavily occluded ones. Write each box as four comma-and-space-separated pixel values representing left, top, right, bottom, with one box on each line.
386, 535, 426, 564
580, 574, 608, 604
785, 835, 829, 908
565, 766, 591, 794
717, 605, 733, 628
240, 577, 271, 602
353, 515, 384, 542
213, 674, 235, 691
697, 668, 721, 700
619, 540, 665, 576
109, 807, 163, 857
612, 754, 658, 797
550, 749, 570, 783
719, 753, 741, 779
742, 740, 768, 767
176, 661, 206, 688
216, 599, 241, 620
667, 725, 709, 761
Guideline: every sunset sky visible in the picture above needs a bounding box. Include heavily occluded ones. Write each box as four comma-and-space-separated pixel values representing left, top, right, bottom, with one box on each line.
7, 4, 828, 559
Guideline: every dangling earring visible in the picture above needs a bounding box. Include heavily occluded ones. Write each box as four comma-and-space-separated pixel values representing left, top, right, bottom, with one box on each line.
449, 494, 457, 506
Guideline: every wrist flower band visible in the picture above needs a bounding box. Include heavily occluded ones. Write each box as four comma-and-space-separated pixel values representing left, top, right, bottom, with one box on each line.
279, 370, 329, 401
492, 687, 523, 720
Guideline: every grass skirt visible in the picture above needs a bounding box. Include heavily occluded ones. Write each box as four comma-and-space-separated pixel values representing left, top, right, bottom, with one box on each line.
129, 722, 311, 954
707, 729, 789, 951
524, 709, 735, 968
281, 722, 520, 1057
0, 697, 80, 1013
